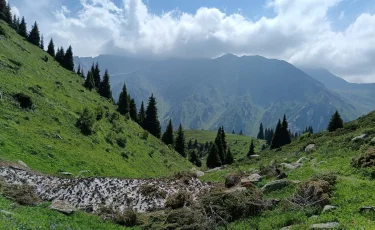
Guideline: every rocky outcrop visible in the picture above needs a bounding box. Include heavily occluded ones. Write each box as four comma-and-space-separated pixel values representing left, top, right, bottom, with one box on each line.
305, 144, 316, 153
0, 167, 210, 213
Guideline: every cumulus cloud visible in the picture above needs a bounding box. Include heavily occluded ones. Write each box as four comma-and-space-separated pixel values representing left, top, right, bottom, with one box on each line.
8, 0, 375, 82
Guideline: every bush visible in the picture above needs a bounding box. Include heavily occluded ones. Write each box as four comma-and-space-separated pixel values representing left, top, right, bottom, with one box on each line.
116, 137, 127, 148
139, 184, 167, 199
114, 209, 138, 227
165, 191, 192, 209
13, 93, 33, 109
142, 130, 149, 140
2, 184, 41, 205
76, 108, 95, 135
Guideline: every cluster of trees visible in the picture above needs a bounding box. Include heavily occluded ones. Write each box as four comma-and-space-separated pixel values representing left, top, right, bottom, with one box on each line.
270, 115, 292, 149
83, 62, 112, 100
206, 127, 234, 168
0, 0, 12, 25
256, 123, 274, 146
303, 126, 314, 135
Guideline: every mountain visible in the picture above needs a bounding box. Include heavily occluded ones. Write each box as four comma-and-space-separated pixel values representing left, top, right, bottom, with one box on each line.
0, 21, 191, 178
303, 68, 375, 112
77, 54, 361, 135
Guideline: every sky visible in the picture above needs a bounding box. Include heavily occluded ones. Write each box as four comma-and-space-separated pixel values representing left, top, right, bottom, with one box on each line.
6, 0, 375, 83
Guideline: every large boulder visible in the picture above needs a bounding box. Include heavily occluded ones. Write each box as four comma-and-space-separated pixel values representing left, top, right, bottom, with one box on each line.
17, 160, 28, 168
49, 200, 76, 215
352, 134, 368, 142
225, 174, 241, 188
305, 144, 316, 153
248, 173, 262, 183
310, 222, 340, 229
261, 180, 290, 193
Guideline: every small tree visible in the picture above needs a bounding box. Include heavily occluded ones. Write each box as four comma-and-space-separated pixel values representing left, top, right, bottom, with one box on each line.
138, 101, 146, 128
98, 70, 113, 100
270, 120, 282, 149
257, 123, 264, 139
55, 47, 65, 64
76, 108, 95, 135
77, 64, 81, 75
40, 35, 44, 50
327, 111, 344, 132
162, 119, 174, 146
47, 38, 55, 57
129, 99, 138, 122
226, 148, 234, 165
84, 71, 95, 91
28, 21, 40, 46
93, 62, 101, 89
175, 124, 186, 157
144, 94, 161, 138
206, 144, 222, 169
63, 45, 74, 71
247, 140, 255, 157
189, 150, 202, 167
117, 84, 130, 115
18, 17, 27, 38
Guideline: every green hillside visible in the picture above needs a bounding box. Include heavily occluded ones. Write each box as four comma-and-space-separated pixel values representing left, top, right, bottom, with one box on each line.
0, 21, 191, 178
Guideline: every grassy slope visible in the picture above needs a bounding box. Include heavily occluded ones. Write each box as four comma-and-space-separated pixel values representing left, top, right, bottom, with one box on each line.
0, 21, 191, 178
200, 111, 375, 229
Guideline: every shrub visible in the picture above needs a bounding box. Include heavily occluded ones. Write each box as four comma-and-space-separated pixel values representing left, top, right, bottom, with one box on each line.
114, 209, 138, 227
165, 191, 192, 209
139, 184, 167, 199
13, 93, 33, 109
76, 108, 95, 135
2, 184, 41, 205
142, 130, 149, 140
116, 137, 127, 148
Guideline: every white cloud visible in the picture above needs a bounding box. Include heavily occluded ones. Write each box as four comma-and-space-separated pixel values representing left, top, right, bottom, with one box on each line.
7, 0, 375, 83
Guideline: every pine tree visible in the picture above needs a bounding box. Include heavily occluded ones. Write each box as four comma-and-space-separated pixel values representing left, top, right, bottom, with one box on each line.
80, 67, 85, 78
226, 147, 234, 165
206, 143, 222, 169
257, 123, 265, 139
77, 64, 81, 75
117, 84, 130, 115
189, 150, 202, 167
247, 139, 255, 157
187, 139, 193, 150
93, 62, 101, 89
239, 130, 243, 135
221, 126, 228, 153
0, 2, 12, 24
55, 47, 65, 64
280, 115, 292, 146
28, 21, 40, 46
162, 119, 174, 146
328, 111, 344, 132
193, 139, 198, 149
47, 38, 55, 57
144, 94, 161, 138
98, 70, 113, 100
18, 17, 27, 38
129, 99, 138, 122
270, 120, 282, 149
84, 71, 95, 91
11, 15, 19, 32
63, 45, 74, 71
232, 130, 235, 134
215, 127, 226, 164
39, 35, 44, 50
138, 101, 146, 127
175, 124, 186, 157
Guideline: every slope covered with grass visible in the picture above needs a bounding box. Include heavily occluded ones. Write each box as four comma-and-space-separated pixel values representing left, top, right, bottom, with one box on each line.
0, 21, 191, 178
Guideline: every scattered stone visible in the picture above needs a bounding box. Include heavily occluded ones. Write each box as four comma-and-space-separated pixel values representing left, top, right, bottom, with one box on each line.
261, 180, 290, 193
206, 167, 221, 173
280, 163, 302, 170
322, 205, 337, 213
297, 157, 308, 164
17, 160, 28, 168
191, 168, 204, 177
281, 226, 292, 230
360, 206, 375, 212
60, 172, 73, 176
305, 144, 316, 153
352, 134, 368, 142
249, 154, 260, 158
225, 174, 240, 188
49, 200, 76, 215
248, 173, 262, 183
310, 222, 340, 229
0, 210, 13, 216
310, 215, 319, 219
277, 172, 288, 180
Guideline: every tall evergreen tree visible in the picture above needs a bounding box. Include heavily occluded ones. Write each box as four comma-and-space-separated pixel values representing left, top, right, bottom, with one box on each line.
84, 71, 95, 91
77, 64, 81, 75
47, 38, 55, 57
28, 21, 40, 46
189, 150, 202, 167
117, 84, 130, 115
221, 126, 228, 153
0, 0, 7, 22
80, 67, 85, 78
162, 119, 174, 146
188, 139, 193, 150
175, 124, 186, 157
144, 94, 161, 138
239, 130, 243, 135
18, 17, 27, 38
98, 70, 113, 100
93, 62, 101, 89
39, 35, 44, 50
226, 148, 234, 165
11, 15, 19, 32
63, 45, 74, 71
232, 130, 235, 134
138, 101, 146, 127
206, 143, 222, 169
1, 3, 12, 24
280, 115, 291, 146
257, 123, 265, 139
215, 127, 226, 164
55, 47, 65, 64
270, 120, 282, 149
193, 139, 198, 149
328, 111, 344, 132
247, 140, 255, 157
129, 99, 138, 122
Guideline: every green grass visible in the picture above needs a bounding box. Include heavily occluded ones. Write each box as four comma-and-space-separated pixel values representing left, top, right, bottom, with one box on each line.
0, 21, 191, 178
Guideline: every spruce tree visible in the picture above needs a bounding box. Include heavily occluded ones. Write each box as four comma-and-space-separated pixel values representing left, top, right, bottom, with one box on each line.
270, 120, 282, 149
187, 139, 193, 150
138, 101, 146, 128
0, 0, 6, 22
162, 119, 174, 146
129, 99, 138, 122
117, 84, 130, 116
55, 47, 65, 64
47, 38, 55, 57
80, 67, 85, 78
215, 127, 226, 164
11, 15, 19, 32
63, 45, 74, 71
18, 17, 27, 38
3, 3, 12, 24
206, 143, 222, 169
257, 123, 265, 139
98, 70, 113, 100
226, 147, 234, 165
144, 94, 161, 138
221, 126, 228, 153
327, 111, 344, 132
84, 71, 95, 91
189, 150, 202, 167
28, 21, 40, 46
232, 130, 235, 134
93, 62, 101, 89
247, 139, 255, 157
239, 130, 243, 135
281, 115, 291, 146
193, 139, 198, 149
40, 35, 44, 50
77, 64, 81, 75
175, 124, 186, 157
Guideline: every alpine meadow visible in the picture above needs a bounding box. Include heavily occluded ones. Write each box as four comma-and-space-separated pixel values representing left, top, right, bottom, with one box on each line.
1, 0, 375, 229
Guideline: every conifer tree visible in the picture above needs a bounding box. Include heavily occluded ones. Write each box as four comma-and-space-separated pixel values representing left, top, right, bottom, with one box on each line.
80, 67, 85, 78
215, 127, 226, 164
47, 38, 55, 57
55, 47, 65, 64
18, 17, 27, 38
138, 101, 146, 127
98, 70, 113, 100
162, 119, 174, 146
0, 2, 11, 24
93, 62, 101, 89
193, 139, 198, 149
4, 3, 11, 24
189, 150, 202, 167
226, 148, 234, 165
28, 21, 40, 46
247, 139, 255, 157
175, 124, 186, 157
239, 130, 243, 135
129, 99, 138, 122
206, 144, 222, 169
84, 71, 95, 91
281, 115, 291, 146
328, 111, 344, 132
270, 120, 282, 149
40, 35, 44, 50
188, 139, 193, 150
257, 123, 265, 139
117, 84, 130, 116
144, 94, 161, 138
63, 45, 74, 71
232, 130, 235, 134
221, 126, 228, 153
77, 64, 81, 75
11, 15, 19, 32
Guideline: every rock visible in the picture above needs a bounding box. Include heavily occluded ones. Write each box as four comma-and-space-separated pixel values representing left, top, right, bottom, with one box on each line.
248, 173, 262, 183
206, 167, 221, 173
322, 205, 337, 213
310, 215, 319, 219
0, 210, 13, 216
240, 178, 253, 188
249, 154, 260, 158
17, 160, 28, 168
49, 200, 76, 215
352, 134, 368, 142
224, 186, 246, 194
78, 170, 90, 174
225, 174, 240, 188
371, 137, 375, 143
281, 226, 292, 230
305, 144, 316, 153
191, 168, 205, 177
310, 222, 340, 229
360, 206, 375, 212
277, 172, 288, 180
280, 163, 302, 170
261, 180, 290, 193
297, 157, 308, 164
60, 172, 73, 176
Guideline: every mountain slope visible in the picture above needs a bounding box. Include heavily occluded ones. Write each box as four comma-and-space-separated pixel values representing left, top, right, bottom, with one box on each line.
77, 55, 361, 135
0, 21, 191, 178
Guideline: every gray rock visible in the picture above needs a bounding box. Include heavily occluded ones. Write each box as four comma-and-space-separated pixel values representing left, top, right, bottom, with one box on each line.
310, 222, 340, 229
371, 137, 375, 143
60, 172, 73, 176
248, 173, 262, 183
261, 180, 290, 193
49, 200, 76, 215
224, 186, 247, 194
280, 162, 302, 170
249, 154, 260, 158
206, 167, 221, 173
305, 144, 316, 153
296, 157, 308, 164
78, 170, 90, 174
281, 226, 292, 230
360, 206, 375, 212
17, 160, 28, 168
191, 168, 205, 177
240, 178, 253, 187
352, 134, 368, 142
322, 205, 337, 213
